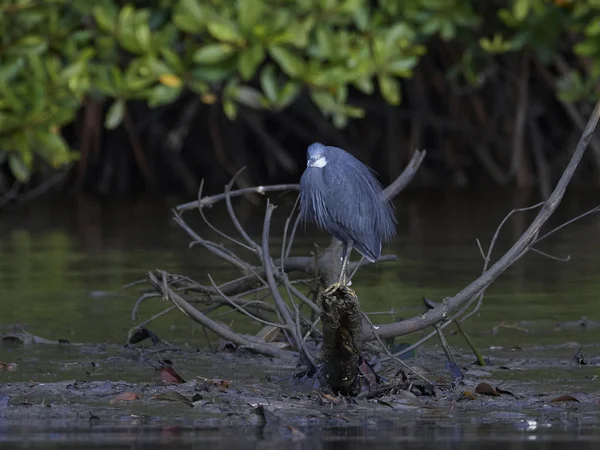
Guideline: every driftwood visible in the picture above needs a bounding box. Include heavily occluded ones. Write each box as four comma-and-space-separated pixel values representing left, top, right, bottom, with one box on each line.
131, 101, 600, 395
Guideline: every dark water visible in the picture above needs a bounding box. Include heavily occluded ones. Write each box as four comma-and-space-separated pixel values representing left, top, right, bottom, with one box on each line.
1, 188, 600, 448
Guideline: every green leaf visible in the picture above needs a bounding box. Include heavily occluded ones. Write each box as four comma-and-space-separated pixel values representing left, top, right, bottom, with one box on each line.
260, 64, 278, 103
8, 36, 47, 55
177, 0, 207, 28
513, 0, 530, 22
310, 90, 336, 113
0, 57, 25, 83
193, 43, 236, 64
191, 66, 233, 83
148, 84, 183, 107
105, 99, 125, 129
234, 86, 265, 109
378, 74, 400, 105
353, 6, 369, 31
33, 131, 70, 167
9, 154, 30, 183
268, 46, 305, 77
160, 49, 185, 72
353, 77, 374, 94
223, 98, 238, 119
332, 112, 348, 128
386, 57, 417, 77
173, 11, 203, 33
574, 39, 599, 57
315, 27, 334, 59
93, 3, 118, 32
135, 22, 151, 52
237, 0, 264, 31
276, 81, 300, 109
238, 43, 265, 80
207, 21, 244, 44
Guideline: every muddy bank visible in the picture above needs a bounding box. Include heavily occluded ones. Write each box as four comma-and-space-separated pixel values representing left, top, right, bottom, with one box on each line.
1, 341, 600, 434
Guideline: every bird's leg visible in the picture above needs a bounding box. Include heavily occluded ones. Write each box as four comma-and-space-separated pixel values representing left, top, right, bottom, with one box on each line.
325, 243, 355, 294
338, 243, 352, 286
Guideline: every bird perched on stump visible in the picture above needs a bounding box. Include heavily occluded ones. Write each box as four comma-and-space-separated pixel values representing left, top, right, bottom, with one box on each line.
299, 142, 397, 290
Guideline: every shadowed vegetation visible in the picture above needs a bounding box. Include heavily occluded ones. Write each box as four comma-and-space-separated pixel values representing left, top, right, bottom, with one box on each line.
1, 0, 599, 197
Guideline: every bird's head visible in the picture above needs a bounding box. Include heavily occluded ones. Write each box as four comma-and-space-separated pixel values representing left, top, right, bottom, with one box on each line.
306, 142, 327, 168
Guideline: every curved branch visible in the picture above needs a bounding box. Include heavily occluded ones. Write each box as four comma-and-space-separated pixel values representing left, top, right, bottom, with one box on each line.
363, 99, 600, 342
383, 149, 427, 201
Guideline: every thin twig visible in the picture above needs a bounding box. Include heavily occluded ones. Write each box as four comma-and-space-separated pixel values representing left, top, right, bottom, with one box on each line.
224, 168, 263, 256
529, 247, 570, 262
261, 201, 299, 347
150, 271, 289, 358
196, 178, 254, 251
361, 311, 434, 388
460, 201, 545, 322
173, 209, 251, 272
177, 184, 300, 212
207, 274, 285, 329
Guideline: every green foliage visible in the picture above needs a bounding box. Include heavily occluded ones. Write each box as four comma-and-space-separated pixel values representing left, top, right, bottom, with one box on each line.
1, 0, 599, 181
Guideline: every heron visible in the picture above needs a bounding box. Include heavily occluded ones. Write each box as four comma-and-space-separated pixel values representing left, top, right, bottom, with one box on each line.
299, 142, 397, 290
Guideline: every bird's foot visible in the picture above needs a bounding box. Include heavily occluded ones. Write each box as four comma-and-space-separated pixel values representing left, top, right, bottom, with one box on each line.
324, 282, 356, 297
324, 282, 341, 294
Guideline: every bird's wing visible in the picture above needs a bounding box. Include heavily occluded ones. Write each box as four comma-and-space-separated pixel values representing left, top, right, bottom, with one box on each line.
322, 162, 382, 260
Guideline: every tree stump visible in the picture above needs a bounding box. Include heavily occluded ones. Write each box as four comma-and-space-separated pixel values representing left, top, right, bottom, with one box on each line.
318, 286, 363, 396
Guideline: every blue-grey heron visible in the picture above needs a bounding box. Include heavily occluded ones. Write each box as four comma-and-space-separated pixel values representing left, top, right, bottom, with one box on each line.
299, 143, 397, 288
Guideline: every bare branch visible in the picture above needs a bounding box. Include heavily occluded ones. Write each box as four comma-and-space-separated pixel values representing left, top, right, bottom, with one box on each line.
150, 271, 289, 358
223, 168, 263, 256
173, 209, 251, 272
207, 274, 285, 328
529, 247, 570, 262
196, 178, 254, 252
383, 149, 427, 201
364, 99, 600, 342
459, 201, 545, 323
261, 202, 298, 344
177, 184, 300, 212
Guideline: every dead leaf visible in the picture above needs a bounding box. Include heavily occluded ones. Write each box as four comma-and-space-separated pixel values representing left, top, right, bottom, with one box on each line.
213, 379, 231, 392
287, 426, 306, 441
0, 362, 18, 371
110, 392, 140, 405
319, 392, 341, 405
152, 391, 193, 407
550, 392, 594, 403
462, 391, 476, 400
358, 357, 379, 392
255, 326, 281, 343
475, 383, 501, 396
160, 367, 186, 384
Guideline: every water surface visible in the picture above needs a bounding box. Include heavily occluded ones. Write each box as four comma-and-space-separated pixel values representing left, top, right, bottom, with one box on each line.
1, 188, 600, 447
